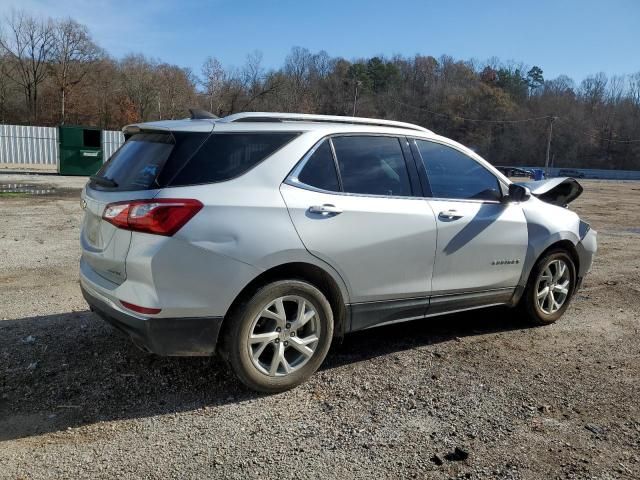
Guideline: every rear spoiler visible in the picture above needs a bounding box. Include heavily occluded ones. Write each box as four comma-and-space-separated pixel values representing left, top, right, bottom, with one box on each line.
122, 118, 215, 140
516, 177, 583, 207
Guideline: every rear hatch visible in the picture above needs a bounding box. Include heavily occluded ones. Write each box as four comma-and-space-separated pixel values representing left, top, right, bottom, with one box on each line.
81, 128, 211, 284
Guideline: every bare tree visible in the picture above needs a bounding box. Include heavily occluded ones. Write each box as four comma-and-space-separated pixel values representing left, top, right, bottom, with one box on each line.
0, 55, 14, 122
50, 18, 101, 123
89, 58, 123, 128
156, 64, 196, 119
120, 54, 159, 122
242, 50, 264, 90
580, 73, 608, 109
0, 10, 55, 121
629, 72, 640, 107
201, 56, 225, 113
285, 46, 312, 88
239, 51, 281, 111
543, 75, 575, 96
607, 75, 626, 105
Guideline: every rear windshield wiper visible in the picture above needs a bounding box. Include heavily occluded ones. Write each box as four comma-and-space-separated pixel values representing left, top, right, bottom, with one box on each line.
90, 175, 118, 188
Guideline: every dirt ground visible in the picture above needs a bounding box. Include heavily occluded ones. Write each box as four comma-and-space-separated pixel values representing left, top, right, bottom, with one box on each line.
0, 174, 638, 479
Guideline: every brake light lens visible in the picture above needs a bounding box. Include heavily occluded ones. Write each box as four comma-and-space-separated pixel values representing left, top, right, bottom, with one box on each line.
103, 199, 203, 236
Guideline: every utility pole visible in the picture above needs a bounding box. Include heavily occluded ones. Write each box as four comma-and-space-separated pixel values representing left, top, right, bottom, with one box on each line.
544, 115, 556, 177
352, 80, 361, 116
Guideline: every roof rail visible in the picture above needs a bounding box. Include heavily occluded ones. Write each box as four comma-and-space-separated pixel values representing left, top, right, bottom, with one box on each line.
219, 112, 432, 133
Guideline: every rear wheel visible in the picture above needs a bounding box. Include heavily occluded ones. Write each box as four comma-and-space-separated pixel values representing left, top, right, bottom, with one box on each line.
224, 280, 333, 393
521, 250, 576, 325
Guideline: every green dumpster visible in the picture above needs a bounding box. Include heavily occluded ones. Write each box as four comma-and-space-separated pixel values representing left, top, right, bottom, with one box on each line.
58, 125, 103, 176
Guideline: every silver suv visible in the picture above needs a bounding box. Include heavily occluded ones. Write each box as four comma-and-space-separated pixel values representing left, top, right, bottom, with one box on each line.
80, 112, 597, 392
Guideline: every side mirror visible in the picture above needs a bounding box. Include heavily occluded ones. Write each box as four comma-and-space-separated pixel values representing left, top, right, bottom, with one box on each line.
507, 183, 531, 203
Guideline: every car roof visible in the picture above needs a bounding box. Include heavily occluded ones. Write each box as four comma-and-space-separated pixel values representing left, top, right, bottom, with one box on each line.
123, 112, 437, 138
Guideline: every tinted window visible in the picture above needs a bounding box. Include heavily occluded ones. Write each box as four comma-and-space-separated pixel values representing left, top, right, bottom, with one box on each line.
170, 132, 298, 186
332, 136, 411, 196
91, 132, 210, 191
155, 131, 209, 186
297, 140, 340, 191
93, 133, 175, 191
416, 140, 502, 201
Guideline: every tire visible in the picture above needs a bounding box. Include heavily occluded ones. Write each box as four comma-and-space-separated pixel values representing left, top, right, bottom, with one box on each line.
223, 279, 334, 393
520, 249, 577, 325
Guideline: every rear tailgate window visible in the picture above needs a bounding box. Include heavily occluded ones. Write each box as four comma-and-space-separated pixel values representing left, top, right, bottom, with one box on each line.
90, 132, 208, 191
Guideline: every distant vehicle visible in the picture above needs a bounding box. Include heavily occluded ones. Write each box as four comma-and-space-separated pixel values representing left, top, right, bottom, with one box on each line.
496, 166, 534, 178
557, 169, 585, 178
80, 112, 597, 392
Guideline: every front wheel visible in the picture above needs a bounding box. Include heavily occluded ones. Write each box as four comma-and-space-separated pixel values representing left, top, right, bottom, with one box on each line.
520, 250, 576, 325
224, 280, 334, 393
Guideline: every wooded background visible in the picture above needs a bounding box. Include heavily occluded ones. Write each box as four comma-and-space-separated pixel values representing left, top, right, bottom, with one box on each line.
1, 11, 639, 170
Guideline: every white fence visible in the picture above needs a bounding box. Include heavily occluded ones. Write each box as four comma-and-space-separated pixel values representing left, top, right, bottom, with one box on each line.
0, 124, 124, 171
0, 124, 58, 167
102, 129, 125, 161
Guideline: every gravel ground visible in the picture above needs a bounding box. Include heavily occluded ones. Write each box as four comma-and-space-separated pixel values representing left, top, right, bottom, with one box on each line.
0, 174, 638, 479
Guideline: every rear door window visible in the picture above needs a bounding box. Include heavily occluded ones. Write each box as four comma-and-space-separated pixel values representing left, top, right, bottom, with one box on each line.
332, 136, 412, 196
169, 132, 299, 186
415, 140, 502, 201
296, 140, 340, 192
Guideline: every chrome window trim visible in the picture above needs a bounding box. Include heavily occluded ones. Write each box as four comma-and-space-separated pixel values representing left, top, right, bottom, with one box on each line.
427, 197, 502, 205
285, 177, 427, 201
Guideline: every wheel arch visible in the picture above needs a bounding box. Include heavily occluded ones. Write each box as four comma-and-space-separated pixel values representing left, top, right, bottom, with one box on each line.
526, 239, 580, 284
220, 261, 349, 344
540, 239, 580, 273
511, 238, 580, 307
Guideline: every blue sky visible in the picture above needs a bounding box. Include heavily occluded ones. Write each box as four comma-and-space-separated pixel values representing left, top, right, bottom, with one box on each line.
4, 0, 639, 83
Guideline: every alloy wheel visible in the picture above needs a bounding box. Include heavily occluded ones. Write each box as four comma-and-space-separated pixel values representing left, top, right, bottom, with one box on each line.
535, 259, 571, 314
247, 295, 320, 376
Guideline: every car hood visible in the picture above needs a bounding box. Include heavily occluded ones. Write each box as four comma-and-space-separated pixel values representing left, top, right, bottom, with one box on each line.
518, 177, 583, 207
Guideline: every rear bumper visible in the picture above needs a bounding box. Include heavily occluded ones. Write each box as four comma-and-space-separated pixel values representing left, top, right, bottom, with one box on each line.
81, 284, 223, 356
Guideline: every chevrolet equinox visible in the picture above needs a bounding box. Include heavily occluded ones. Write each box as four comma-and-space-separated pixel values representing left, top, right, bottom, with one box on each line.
80, 111, 597, 392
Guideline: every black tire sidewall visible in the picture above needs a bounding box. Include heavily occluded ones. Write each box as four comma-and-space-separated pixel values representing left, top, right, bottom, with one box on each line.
524, 250, 576, 325
226, 280, 334, 393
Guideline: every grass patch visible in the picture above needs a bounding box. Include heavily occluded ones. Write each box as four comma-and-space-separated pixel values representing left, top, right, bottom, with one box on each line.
0, 191, 31, 198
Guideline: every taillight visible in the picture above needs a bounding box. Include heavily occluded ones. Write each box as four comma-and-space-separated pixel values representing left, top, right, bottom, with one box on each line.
103, 199, 203, 236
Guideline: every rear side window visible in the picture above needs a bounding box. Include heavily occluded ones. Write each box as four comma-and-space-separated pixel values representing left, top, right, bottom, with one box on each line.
415, 140, 502, 201
169, 132, 299, 186
155, 131, 210, 186
332, 136, 412, 196
92, 133, 175, 191
297, 140, 340, 191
